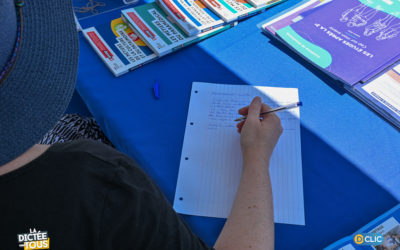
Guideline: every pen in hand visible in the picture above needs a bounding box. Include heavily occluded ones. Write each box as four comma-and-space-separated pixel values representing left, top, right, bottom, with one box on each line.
234, 102, 302, 122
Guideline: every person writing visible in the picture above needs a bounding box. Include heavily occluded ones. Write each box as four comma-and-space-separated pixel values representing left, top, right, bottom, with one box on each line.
0, 0, 282, 249
216, 96, 282, 250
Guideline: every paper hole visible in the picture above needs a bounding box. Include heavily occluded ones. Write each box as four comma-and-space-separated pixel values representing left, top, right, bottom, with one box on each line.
179, 197, 183, 201
190, 122, 194, 125
194, 90, 198, 93
185, 157, 189, 160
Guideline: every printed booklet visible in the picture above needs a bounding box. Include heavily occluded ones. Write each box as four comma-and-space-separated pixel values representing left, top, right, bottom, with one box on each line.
200, 0, 283, 22
83, 18, 157, 77
121, 2, 235, 56
325, 204, 400, 250
156, 0, 225, 36
274, 0, 400, 86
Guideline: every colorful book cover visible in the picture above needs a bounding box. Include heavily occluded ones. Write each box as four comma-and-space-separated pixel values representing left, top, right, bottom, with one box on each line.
325, 204, 400, 249
200, 0, 281, 22
121, 2, 233, 56
259, 0, 332, 35
83, 17, 157, 77
276, 0, 400, 86
156, 0, 224, 36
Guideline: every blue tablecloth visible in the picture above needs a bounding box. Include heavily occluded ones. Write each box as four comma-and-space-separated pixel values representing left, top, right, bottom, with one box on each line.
75, 0, 400, 248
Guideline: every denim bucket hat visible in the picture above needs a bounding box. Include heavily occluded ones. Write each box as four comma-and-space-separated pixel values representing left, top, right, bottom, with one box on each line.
0, 0, 79, 165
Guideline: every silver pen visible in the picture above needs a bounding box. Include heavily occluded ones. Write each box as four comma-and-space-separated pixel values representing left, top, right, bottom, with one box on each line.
234, 102, 302, 122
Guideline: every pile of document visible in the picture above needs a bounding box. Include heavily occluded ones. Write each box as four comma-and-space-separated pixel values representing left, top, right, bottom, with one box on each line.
259, 0, 400, 129
83, 0, 284, 76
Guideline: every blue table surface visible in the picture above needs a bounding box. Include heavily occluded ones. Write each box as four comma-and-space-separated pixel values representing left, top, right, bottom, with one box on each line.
75, 0, 400, 248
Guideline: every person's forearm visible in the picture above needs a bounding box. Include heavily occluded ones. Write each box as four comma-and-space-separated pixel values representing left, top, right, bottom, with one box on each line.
214, 155, 274, 250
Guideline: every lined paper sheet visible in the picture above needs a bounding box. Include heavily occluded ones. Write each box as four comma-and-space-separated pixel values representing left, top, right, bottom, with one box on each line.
173, 82, 305, 225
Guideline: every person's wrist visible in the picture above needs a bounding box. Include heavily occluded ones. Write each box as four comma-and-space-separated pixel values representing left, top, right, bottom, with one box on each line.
242, 145, 272, 158
242, 149, 271, 166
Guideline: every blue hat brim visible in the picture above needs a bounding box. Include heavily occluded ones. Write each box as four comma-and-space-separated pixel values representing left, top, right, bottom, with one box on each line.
0, 0, 79, 165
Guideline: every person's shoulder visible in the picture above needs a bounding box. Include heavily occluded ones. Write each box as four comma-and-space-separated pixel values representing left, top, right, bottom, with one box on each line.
48, 139, 138, 169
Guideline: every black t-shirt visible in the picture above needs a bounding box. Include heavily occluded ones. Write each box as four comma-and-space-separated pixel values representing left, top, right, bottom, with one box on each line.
0, 140, 213, 250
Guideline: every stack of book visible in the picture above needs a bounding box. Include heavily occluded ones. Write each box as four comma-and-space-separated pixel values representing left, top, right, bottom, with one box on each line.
259, 0, 400, 129
83, 0, 284, 77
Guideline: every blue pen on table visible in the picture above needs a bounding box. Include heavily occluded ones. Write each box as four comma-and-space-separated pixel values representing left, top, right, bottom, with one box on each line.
234, 102, 302, 122
153, 81, 160, 100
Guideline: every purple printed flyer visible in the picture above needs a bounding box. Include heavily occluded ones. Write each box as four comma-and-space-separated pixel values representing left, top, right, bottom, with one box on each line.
276, 0, 400, 85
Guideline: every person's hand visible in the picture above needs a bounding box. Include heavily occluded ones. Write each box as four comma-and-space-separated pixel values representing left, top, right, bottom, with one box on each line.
236, 96, 283, 164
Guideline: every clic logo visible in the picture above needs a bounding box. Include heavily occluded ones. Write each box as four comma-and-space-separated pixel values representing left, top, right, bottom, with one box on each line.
354, 233, 384, 246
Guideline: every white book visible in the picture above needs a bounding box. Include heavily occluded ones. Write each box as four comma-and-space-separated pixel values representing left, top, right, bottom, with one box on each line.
82, 18, 157, 77
200, 0, 256, 22
200, 0, 283, 22
247, 0, 283, 9
156, 0, 224, 36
